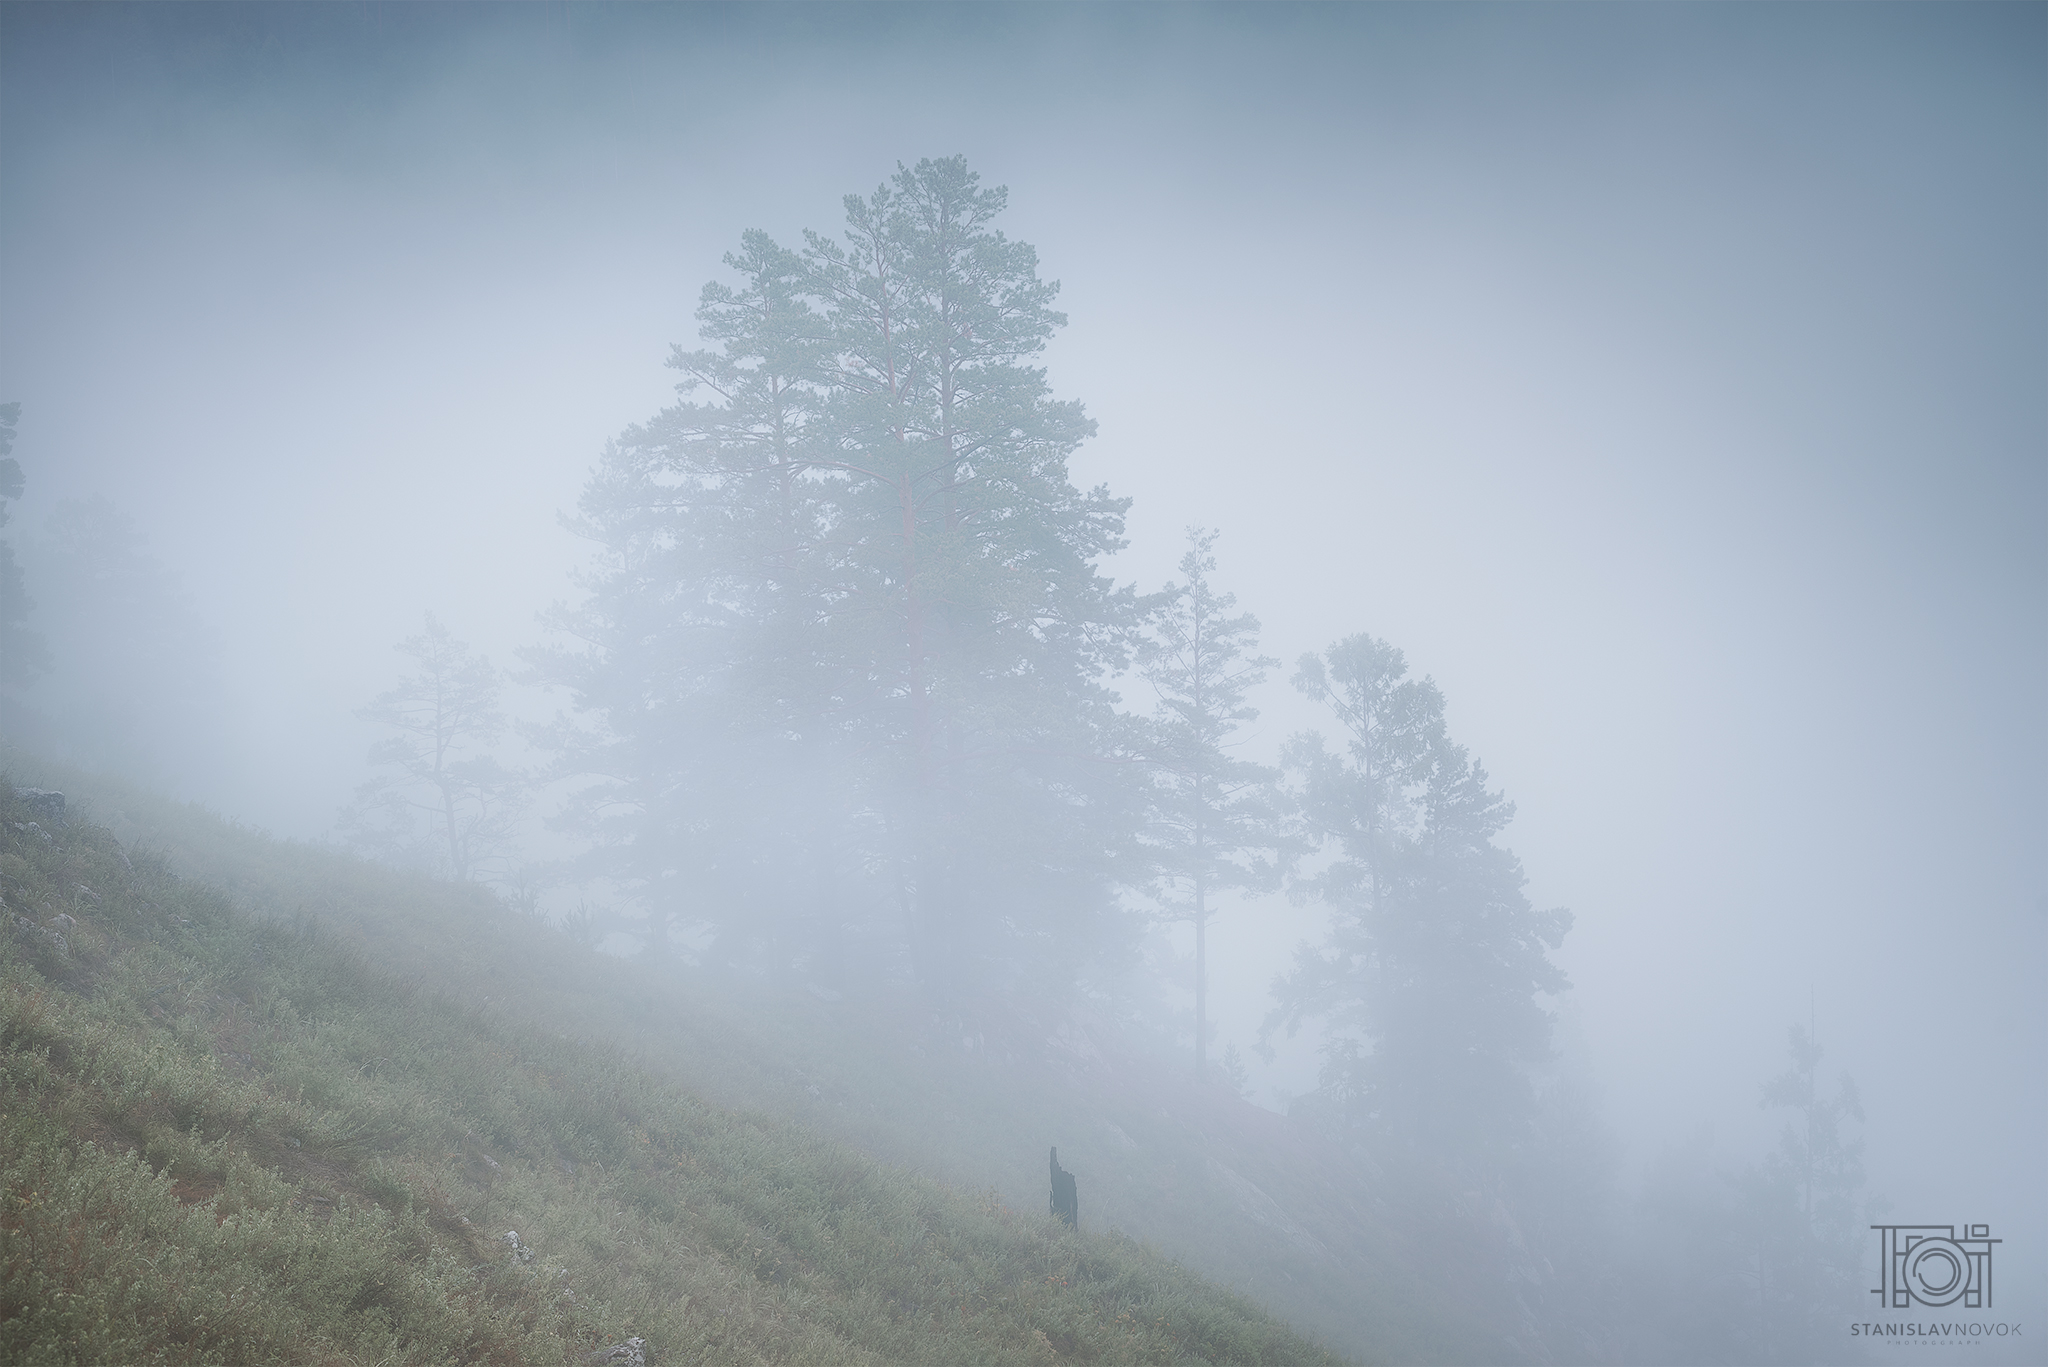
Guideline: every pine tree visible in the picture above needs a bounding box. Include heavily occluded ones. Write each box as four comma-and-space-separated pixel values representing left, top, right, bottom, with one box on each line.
804, 159, 1135, 1003
1618, 1025, 1878, 1365
0, 403, 48, 691
343, 614, 524, 881
1137, 528, 1286, 1082
534, 231, 853, 968
1726, 1025, 1872, 1364
1266, 635, 1443, 1062
538, 159, 1142, 1010
1270, 634, 1570, 1168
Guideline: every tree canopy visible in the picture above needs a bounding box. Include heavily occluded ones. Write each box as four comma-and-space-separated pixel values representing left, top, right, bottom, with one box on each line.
1271, 635, 1571, 1168
533, 158, 1143, 1016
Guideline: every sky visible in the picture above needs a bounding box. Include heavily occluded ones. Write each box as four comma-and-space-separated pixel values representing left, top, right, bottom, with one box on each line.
3, 1, 2043, 1338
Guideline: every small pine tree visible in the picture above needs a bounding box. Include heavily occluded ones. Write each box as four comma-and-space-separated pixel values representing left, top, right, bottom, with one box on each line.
342, 614, 525, 881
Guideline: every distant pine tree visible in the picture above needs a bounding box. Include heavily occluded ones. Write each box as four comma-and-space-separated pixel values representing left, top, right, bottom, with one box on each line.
0, 402, 49, 691
1136, 528, 1290, 1084
342, 614, 525, 881
1268, 635, 1570, 1172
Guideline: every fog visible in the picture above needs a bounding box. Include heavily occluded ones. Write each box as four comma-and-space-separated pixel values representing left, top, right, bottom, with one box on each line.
3, 4, 2041, 1360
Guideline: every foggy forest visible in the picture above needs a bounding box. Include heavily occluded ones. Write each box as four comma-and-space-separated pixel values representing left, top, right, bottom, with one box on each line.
0, 5, 2041, 1366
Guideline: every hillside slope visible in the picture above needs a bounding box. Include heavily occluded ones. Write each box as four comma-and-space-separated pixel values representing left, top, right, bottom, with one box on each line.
0, 776, 1343, 1366
0, 752, 1577, 1364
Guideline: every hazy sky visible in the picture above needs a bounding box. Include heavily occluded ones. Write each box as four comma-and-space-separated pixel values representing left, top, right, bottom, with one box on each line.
3, 2, 2042, 1323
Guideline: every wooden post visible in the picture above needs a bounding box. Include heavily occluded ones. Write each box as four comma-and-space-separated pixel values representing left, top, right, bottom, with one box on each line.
1049, 1147, 1078, 1228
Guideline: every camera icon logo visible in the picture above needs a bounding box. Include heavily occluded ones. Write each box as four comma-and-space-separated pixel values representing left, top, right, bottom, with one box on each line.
1872, 1225, 1999, 1309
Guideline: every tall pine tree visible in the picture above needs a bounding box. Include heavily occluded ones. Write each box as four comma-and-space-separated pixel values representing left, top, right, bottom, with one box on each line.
538, 159, 1141, 1012
535, 230, 854, 969
803, 159, 1135, 1002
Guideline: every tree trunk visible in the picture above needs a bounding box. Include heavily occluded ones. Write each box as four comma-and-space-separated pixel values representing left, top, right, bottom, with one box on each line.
1194, 864, 1207, 1082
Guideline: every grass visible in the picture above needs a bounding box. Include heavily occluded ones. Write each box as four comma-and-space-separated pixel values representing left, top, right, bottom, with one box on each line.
0, 776, 1346, 1366
1, 749, 1572, 1364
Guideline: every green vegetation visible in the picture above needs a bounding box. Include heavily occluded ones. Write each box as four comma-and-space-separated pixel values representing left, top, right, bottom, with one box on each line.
3, 745, 1554, 1364
0, 160, 1584, 1365
0, 777, 1342, 1366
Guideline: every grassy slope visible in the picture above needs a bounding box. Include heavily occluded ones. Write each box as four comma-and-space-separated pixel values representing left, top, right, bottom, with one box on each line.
0, 778, 1342, 1366
0, 751, 1528, 1365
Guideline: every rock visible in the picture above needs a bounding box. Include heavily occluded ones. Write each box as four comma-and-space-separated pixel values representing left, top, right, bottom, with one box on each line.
16, 790, 65, 827
1048, 1020, 1100, 1065
10, 821, 51, 844
13, 916, 66, 956
1205, 1158, 1327, 1257
49, 912, 76, 930
503, 1229, 534, 1265
584, 1338, 645, 1366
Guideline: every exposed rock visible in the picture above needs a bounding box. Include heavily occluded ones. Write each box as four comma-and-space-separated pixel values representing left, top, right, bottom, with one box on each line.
13, 915, 66, 956
1047, 1019, 1100, 1065
1205, 1158, 1327, 1256
584, 1337, 645, 1366
15, 789, 65, 827
503, 1229, 535, 1264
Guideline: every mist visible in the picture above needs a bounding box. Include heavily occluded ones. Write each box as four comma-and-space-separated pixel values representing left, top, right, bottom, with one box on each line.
2, 4, 2041, 1362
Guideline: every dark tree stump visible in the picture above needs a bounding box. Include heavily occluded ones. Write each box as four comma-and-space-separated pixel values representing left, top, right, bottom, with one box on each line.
1049, 1146, 1077, 1228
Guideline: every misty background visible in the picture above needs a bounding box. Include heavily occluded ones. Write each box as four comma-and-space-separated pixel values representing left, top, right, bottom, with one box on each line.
2, 3, 2041, 1356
